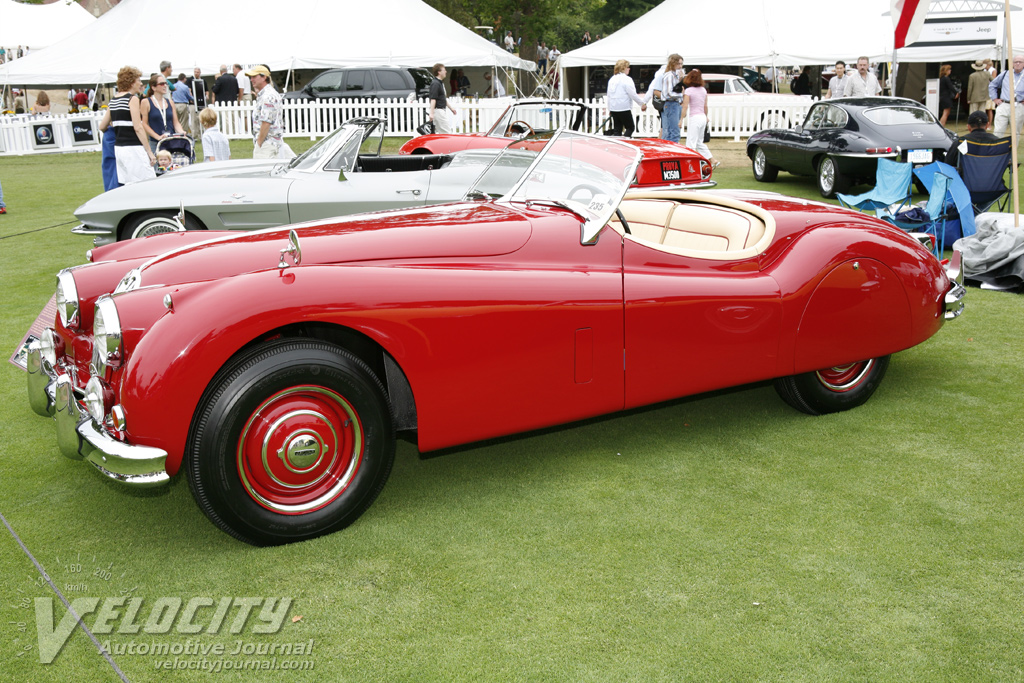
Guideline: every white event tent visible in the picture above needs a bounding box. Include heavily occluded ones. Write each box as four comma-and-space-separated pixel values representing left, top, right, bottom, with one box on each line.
0, 0, 534, 86
559, 0, 1023, 73
0, 0, 96, 51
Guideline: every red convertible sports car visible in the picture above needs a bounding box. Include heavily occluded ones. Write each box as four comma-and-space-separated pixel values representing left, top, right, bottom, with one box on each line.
27, 132, 964, 546
399, 99, 714, 189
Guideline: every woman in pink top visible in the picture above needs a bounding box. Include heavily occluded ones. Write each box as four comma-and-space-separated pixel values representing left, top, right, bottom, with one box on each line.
681, 69, 719, 168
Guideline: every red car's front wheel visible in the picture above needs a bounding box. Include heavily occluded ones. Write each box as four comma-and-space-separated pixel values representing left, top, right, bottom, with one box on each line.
187, 339, 395, 546
774, 355, 890, 415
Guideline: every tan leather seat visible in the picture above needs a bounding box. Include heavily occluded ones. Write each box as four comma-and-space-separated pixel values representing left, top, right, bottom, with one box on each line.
613, 193, 773, 260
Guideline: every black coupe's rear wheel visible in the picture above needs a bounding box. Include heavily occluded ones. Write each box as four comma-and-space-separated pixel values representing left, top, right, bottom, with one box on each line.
774, 356, 890, 415
752, 147, 779, 182
186, 339, 395, 546
817, 156, 850, 198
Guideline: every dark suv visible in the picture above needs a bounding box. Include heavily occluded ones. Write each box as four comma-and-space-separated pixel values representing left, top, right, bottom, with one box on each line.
284, 66, 434, 101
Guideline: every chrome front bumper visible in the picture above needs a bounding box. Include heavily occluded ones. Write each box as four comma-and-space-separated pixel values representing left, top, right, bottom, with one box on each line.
27, 332, 170, 487
70, 223, 116, 247
944, 249, 966, 321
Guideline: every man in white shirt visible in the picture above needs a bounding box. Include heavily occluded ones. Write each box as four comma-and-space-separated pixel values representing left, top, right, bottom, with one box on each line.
843, 56, 882, 97
234, 64, 252, 103
825, 61, 848, 99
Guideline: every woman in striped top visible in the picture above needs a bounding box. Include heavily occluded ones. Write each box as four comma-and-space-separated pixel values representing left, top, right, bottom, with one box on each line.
104, 66, 156, 185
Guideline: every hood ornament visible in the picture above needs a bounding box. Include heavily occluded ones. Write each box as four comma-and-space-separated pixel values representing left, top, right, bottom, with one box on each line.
278, 229, 302, 269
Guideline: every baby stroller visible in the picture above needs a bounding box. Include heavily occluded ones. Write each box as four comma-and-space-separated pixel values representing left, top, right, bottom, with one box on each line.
155, 134, 195, 175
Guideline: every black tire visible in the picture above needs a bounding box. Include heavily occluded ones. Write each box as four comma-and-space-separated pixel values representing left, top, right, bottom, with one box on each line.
120, 210, 203, 241
817, 156, 850, 198
186, 339, 395, 546
774, 355, 890, 416
751, 147, 779, 182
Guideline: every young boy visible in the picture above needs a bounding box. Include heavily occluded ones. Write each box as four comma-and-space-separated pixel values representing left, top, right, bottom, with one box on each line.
154, 150, 179, 175
199, 107, 230, 162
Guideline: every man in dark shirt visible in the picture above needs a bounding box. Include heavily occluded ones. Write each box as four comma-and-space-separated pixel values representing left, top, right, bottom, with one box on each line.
211, 64, 239, 104
945, 110, 1007, 168
187, 67, 208, 110
428, 63, 457, 133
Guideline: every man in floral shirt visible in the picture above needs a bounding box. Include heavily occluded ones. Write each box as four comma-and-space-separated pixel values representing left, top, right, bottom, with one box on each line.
246, 65, 285, 158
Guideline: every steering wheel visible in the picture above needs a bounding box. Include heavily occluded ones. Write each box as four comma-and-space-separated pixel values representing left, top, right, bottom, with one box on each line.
616, 208, 631, 235
508, 120, 536, 138
568, 183, 603, 202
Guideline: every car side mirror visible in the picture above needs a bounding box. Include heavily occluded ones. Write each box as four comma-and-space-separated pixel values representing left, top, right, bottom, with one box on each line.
794, 124, 803, 133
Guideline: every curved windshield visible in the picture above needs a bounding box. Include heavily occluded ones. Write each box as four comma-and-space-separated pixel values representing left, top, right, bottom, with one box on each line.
286, 125, 354, 172
466, 131, 641, 243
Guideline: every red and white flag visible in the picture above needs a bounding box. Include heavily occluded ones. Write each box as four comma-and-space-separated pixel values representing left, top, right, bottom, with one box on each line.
892, 0, 930, 49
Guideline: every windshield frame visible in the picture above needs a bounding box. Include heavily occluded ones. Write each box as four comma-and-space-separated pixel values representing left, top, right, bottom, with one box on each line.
472, 130, 642, 245
284, 117, 384, 174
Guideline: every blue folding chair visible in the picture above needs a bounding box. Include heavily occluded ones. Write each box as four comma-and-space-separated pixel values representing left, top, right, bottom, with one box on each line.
880, 172, 952, 257
837, 158, 913, 217
961, 150, 1012, 214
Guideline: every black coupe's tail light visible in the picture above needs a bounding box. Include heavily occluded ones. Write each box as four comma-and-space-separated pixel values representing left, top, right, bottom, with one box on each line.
865, 147, 894, 154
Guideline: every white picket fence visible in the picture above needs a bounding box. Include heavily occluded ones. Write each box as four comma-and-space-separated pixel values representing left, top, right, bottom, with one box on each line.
0, 94, 814, 156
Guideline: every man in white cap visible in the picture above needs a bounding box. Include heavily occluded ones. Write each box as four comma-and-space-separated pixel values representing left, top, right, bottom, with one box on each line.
246, 65, 285, 158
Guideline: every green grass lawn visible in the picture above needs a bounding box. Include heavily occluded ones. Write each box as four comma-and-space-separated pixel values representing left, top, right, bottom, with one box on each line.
2, 138, 1024, 682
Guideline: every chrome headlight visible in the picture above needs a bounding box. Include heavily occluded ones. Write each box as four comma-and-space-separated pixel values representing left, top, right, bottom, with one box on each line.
55, 270, 80, 329
83, 375, 106, 423
93, 296, 123, 373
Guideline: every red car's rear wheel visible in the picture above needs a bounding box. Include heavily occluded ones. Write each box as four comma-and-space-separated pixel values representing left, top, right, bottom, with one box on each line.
774, 355, 890, 415
187, 339, 394, 546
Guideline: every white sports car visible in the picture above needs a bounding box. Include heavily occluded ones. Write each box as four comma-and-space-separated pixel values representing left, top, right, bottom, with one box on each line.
73, 118, 500, 245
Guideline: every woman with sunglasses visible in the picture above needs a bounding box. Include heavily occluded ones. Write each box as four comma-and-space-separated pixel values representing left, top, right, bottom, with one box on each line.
141, 73, 185, 154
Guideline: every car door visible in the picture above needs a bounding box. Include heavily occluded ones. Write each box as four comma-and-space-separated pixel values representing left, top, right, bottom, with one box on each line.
774, 103, 830, 174
374, 69, 412, 100
286, 128, 431, 221
342, 70, 375, 100
307, 70, 344, 100
621, 235, 783, 409
286, 168, 431, 223
410, 215, 627, 451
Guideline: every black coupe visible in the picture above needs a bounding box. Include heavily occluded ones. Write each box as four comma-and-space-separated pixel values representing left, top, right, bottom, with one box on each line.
746, 97, 957, 198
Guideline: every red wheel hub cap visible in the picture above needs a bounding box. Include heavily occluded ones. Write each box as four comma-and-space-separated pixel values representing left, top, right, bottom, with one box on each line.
237, 385, 362, 514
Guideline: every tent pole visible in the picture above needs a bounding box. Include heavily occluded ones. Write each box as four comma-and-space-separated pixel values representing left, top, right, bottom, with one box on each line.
1006, 0, 1019, 227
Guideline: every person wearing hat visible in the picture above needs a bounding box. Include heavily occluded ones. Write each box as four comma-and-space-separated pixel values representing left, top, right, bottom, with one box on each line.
968, 59, 993, 130
246, 65, 285, 159
944, 110, 1004, 169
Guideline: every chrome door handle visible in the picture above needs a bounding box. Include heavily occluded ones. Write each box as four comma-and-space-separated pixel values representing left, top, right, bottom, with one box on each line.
396, 189, 421, 196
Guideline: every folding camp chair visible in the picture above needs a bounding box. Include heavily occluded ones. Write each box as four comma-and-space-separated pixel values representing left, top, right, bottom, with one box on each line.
837, 157, 913, 217
959, 137, 1012, 214
880, 172, 952, 257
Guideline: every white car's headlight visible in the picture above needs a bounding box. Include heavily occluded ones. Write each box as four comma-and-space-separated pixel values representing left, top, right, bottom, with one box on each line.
55, 270, 80, 329
93, 296, 123, 373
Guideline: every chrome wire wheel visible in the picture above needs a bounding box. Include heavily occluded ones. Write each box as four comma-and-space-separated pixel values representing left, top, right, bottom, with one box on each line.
131, 215, 183, 239
754, 148, 766, 175
818, 157, 836, 196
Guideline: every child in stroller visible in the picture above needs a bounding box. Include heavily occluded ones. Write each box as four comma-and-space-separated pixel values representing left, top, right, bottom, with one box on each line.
155, 134, 195, 175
